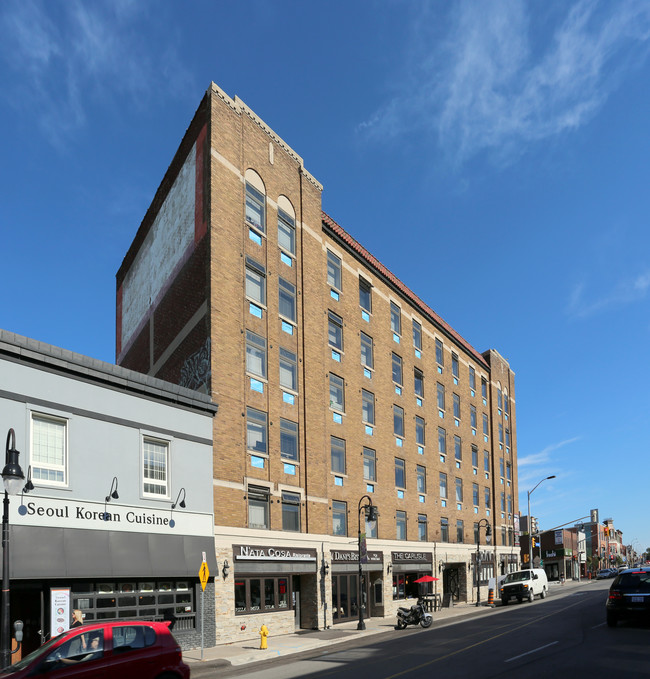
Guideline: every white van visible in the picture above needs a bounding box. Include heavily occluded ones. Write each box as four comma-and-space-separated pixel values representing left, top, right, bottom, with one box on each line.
499, 568, 549, 604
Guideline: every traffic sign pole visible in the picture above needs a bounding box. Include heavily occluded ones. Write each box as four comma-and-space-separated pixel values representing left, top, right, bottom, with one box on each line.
198, 560, 210, 661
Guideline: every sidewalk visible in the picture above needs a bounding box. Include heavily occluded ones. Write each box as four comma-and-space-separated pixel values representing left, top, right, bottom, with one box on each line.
183, 578, 595, 670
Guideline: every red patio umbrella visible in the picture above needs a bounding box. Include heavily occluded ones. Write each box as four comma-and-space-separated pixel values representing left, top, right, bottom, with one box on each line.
413, 575, 439, 583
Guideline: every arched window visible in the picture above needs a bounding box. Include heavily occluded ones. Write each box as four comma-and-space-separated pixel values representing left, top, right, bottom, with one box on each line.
277, 195, 296, 256
245, 169, 266, 234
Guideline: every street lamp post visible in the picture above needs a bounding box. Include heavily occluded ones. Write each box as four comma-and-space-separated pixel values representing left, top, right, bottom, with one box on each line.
1, 430, 26, 670
475, 518, 491, 607
357, 495, 378, 631
527, 475, 555, 570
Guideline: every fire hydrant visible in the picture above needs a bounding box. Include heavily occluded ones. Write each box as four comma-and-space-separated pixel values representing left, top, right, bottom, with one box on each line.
259, 624, 269, 650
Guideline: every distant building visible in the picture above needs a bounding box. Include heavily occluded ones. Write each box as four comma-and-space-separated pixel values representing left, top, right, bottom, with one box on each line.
116, 82, 520, 642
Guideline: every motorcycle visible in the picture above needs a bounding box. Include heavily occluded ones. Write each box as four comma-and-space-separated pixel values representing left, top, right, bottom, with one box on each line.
396, 598, 433, 629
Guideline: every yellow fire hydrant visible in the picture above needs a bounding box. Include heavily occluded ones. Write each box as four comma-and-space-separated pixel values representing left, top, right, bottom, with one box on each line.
259, 624, 269, 650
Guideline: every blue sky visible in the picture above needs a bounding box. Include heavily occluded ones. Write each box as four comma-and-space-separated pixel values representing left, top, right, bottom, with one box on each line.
2, 1, 649, 557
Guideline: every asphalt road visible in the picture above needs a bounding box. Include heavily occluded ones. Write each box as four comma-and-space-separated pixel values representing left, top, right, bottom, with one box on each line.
193, 581, 650, 679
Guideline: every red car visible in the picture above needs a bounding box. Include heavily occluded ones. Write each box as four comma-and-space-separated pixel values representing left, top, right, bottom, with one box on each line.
0, 620, 189, 679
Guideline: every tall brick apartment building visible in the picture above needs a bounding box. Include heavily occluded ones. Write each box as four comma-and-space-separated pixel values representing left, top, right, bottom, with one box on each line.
116, 82, 519, 642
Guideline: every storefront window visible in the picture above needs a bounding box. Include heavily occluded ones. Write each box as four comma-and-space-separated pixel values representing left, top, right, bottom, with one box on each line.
234, 577, 293, 615
278, 579, 288, 608
235, 581, 246, 613
392, 572, 431, 600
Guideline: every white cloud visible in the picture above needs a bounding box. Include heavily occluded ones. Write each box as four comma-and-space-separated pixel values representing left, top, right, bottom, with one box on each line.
359, 0, 650, 167
518, 436, 580, 470
567, 270, 650, 319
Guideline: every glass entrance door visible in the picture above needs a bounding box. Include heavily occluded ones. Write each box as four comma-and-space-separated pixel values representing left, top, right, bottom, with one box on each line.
332, 574, 360, 622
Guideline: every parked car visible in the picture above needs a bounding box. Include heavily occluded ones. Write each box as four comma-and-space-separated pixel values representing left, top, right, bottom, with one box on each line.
499, 568, 549, 604
0, 620, 189, 679
606, 566, 650, 627
596, 568, 615, 579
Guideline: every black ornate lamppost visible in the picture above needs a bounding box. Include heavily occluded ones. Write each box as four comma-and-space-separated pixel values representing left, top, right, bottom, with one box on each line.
475, 518, 492, 607
357, 495, 378, 631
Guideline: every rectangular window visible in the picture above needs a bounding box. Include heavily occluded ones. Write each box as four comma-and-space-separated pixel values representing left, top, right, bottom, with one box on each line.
248, 485, 270, 529
457, 520, 464, 544
418, 514, 427, 541
481, 378, 488, 400
329, 373, 344, 412
482, 413, 489, 436
390, 302, 401, 335
470, 405, 477, 429
327, 251, 342, 290
31, 414, 67, 485
332, 500, 347, 536
505, 428, 510, 448
392, 353, 403, 385
473, 483, 479, 506
435, 339, 444, 366
278, 209, 295, 254
455, 477, 463, 503
328, 311, 343, 350
396, 511, 407, 540
246, 408, 267, 453
498, 423, 504, 444
497, 389, 503, 409
507, 495, 512, 513
471, 445, 478, 468
245, 330, 267, 378
469, 366, 476, 390
453, 393, 460, 418
484, 487, 491, 509
359, 277, 372, 313
437, 383, 445, 410
281, 492, 300, 532
360, 332, 374, 369
279, 348, 297, 391
331, 436, 346, 474
438, 428, 446, 455
441, 517, 449, 542
506, 462, 512, 481
415, 416, 425, 445
504, 394, 510, 415
278, 277, 296, 322
500, 492, 506, 512
245, 257, 266, 305
454, 435, 462, 461
439, 472, 448, 499
280, 419, 298, 461
363, 447, 376, 482
414, 368, 424, 397
395, 458, 406, 488
452, 353, 459, 379
393, 404, 404, 438
499, 458, 505, 478
413, 319, 422, 351
484, 450, 490, 472
416, 465, 426, 493
362, 389, 375, 425
245, 182, 265, 232
142, 437, 168, 497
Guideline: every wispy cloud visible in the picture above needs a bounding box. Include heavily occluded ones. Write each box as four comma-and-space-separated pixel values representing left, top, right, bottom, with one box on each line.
567, 271, 650, 319
359, 1, 650, 167
0, 0, 194, 147
518, 437, 581, 469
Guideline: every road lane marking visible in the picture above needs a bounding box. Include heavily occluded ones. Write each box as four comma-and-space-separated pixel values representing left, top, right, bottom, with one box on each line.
505, 641, 558, 662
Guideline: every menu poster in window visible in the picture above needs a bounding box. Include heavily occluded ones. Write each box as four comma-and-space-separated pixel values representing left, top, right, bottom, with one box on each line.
50, 587, 71, 637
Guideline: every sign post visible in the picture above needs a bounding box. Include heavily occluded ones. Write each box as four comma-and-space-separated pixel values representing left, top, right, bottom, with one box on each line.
198, 556, 209, 661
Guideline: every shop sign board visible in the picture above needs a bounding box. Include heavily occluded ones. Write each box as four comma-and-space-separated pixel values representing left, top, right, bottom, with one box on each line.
233, 544, 317, 561
391, 551, 433, 564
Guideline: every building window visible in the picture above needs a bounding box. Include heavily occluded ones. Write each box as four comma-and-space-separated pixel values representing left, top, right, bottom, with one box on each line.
498, 423, 504, 444
246, 408, 267, 454
413, 319, 422, 351
331, 436, 346, 474
474, 522, 480, 544
453, 393, 460, 419
245, 330, 267, 378
360, 332, 374, 369
359, 278, 372, 313
329, 373, 344, 412
245, 257, 266, 306
497, 388, 503, 410
280, 419, 298, 461
278, 277, 296, 323
455, 478, 463, 503
499, 458, 505, 478
441, 517, 449, 542
390, 302, 401, 335
327, 251, 342, 291
506, 462, 512, 481
392, 353, 403, 385
505, 428, 511, 448
472, 445, 478, 468
282, 492, 301, 532
393, 405, 404, 438
31, 413, 67, 485
484, 487, 491, 509
279, 347, 297, 391
278, 209, 295, 255
504, 393, 510, 416
473, 483, 479, 506
457, 520, 464, 544
416, 465, 426, 493
362, 390, 375, 425
451, 353, 459, 379
482, 413, 489, 436
481, 378, 488, 400
507, 495, 513, 514
332, 501, 347, 536
396, 511, 407, 540
142, 437, 168, 497
418, 514, 427, 541
248, 485, 270, 529
437, 383, 445, 411
366, 513, 378, 538
469, 366, 476, 390
328, 311, 343, 350
470, 405, 477, 429
363, 447, 376, 482
415, 416, 425, 445
395, 458, 406, 488
414, 368, 424, 398
435, 339, 444, 366
245, 182, 265, 233
438, 428, 446, 455
235, 576, 290, 615
484, 450, 490, 473
439, 472, 448, 499
454, 435, 462, 461
500, 492, 506, 512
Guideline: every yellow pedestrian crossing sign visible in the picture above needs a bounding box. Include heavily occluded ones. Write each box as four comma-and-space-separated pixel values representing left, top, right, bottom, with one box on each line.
199, 561, 210, 591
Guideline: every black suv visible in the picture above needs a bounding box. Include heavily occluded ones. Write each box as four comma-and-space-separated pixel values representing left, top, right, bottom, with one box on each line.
606, 566, 650, 627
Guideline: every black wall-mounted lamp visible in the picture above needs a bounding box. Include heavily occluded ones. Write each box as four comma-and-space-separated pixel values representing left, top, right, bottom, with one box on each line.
387, 563, 392, 574
105, 476, 119, 503
222, 559, 230, 578
172, 488, 186, 509
23, 466, 34, 494
322, 560, 330, 574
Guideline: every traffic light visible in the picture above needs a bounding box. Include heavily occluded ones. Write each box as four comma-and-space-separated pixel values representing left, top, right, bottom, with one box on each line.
367, 505, 379, 523
532, 537, 537, 548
